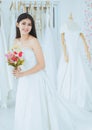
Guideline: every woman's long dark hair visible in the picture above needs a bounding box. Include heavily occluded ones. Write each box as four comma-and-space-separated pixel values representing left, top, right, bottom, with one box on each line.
16, 13, 37, 38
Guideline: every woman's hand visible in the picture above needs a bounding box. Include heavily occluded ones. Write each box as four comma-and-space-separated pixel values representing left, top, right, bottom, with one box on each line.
12, 67, 24, 78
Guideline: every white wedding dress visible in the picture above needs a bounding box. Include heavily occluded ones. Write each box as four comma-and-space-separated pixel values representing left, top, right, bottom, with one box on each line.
0, 11, 10, 108
57, 22, 92, 111
14, 44, 92, 130
0, 28, 9, 107
40, 7, 57, 87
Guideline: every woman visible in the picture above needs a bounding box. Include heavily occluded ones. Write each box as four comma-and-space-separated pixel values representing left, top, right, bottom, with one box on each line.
13, 13, 92, 130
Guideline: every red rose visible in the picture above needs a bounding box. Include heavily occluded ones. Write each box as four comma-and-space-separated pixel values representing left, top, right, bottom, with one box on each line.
18, 52, 23, 57
14, 51, 17, 54
11, 56, 18, 61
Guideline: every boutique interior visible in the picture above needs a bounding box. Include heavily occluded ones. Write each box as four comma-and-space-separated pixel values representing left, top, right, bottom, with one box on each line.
0, 0, 92, 130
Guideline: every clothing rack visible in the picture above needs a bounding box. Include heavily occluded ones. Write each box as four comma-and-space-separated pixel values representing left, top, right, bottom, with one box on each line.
0, 0, 59, 40
9, 0, 59, 12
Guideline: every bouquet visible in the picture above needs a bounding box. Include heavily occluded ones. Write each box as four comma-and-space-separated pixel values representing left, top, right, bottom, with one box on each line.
5, 45, 24, 70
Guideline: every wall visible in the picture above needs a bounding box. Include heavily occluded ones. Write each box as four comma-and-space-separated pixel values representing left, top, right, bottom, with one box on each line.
59, 0, 85, 30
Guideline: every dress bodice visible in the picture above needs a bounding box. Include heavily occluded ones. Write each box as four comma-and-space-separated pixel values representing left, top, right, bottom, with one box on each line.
64, 27, 81, 58
21, 47, 37, 71
61, 22, 81, 56
65, 29, 80, 52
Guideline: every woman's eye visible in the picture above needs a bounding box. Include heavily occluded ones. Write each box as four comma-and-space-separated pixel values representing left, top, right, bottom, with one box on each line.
21, 23, 31, 26
28, 24, 32, 26
22, 22, 26, 25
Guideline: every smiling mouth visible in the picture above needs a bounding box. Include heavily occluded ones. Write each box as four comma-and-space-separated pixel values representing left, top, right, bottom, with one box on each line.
22, 29, 29, 32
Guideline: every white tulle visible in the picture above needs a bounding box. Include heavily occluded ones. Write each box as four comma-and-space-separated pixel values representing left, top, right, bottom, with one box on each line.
14, 46, 92, 130
57, 24, 92, 111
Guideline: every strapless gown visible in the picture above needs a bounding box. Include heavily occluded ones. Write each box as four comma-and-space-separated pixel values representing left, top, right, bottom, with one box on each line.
14, 47, 92, 130
57, 27, 92, 111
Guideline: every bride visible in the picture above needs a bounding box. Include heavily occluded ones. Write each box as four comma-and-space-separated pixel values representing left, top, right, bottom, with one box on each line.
13, 13, 92, 130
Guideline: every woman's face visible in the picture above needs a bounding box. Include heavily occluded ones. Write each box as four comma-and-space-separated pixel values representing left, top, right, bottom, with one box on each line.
17, 18, 32, 35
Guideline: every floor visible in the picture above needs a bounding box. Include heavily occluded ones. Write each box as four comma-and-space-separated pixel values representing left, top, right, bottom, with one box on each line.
0, 106, 14, 130
0, 90, 16, 130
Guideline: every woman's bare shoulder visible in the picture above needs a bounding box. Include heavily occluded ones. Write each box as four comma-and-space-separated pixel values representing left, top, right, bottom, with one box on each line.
29, 36, 38, 42
29, 36, 40, 47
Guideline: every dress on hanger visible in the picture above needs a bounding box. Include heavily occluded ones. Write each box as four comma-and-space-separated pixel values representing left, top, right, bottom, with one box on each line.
8, 5, 18, 93
41, 7, 57, 87
0, 21, 9, 108
57, 21, 92, 111
0, 3, 11, 107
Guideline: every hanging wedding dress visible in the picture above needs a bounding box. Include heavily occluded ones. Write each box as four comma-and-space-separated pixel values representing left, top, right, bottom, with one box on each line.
9, 5, 16, 49
14, 41, 92, 130
5, 3, 18, 105
41, 6, 57, 87
0, 1, 10, 108
0, 1, 18, 107
0, 10, 10, 108
57, 21, 92, 111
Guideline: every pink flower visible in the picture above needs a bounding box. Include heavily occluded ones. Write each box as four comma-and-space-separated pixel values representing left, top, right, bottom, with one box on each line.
5, 49, 24, 68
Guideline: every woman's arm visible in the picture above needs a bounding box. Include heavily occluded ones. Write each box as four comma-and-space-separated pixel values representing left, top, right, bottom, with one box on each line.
61, 33, 69, 63
13, 39, 45, 78
80, 33, 91, 61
